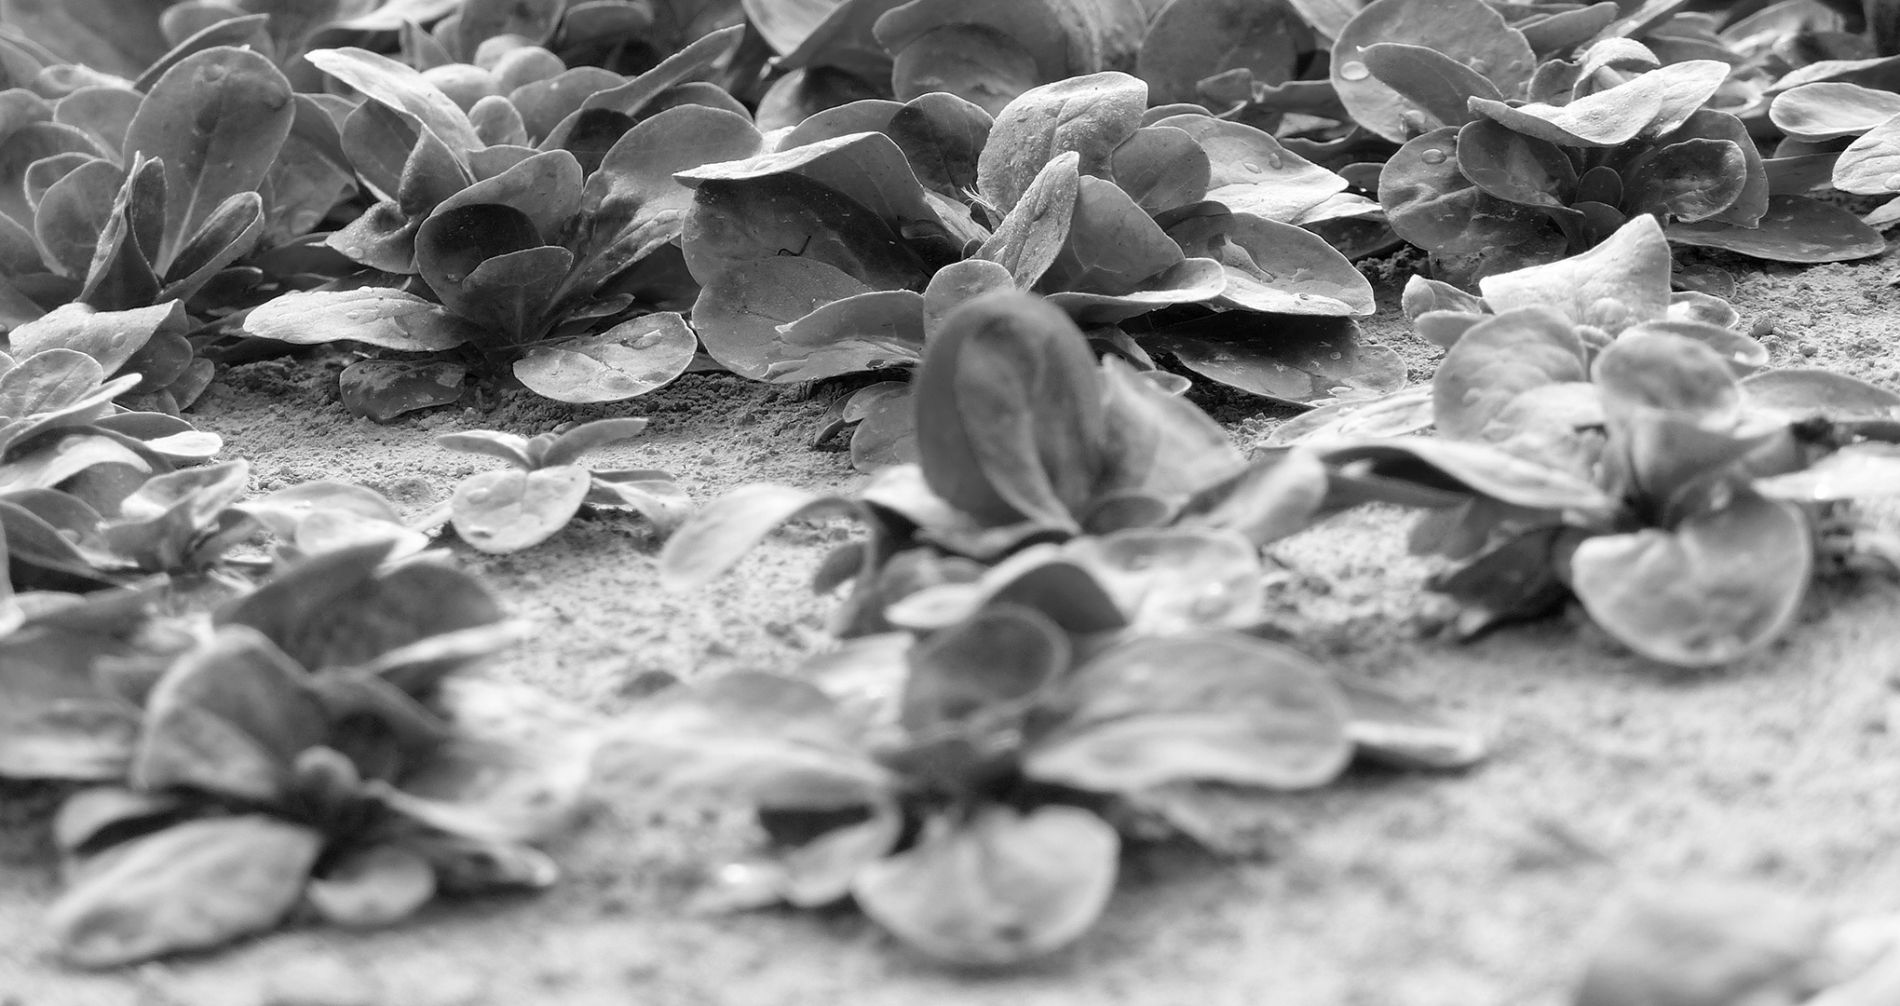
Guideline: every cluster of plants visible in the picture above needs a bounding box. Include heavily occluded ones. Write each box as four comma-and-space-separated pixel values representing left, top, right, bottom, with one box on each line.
648, 289, 1485, 961
4, 0, 1900, 995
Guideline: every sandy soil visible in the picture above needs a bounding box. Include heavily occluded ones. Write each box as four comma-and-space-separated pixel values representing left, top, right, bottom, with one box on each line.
6, 245, 1900, 1006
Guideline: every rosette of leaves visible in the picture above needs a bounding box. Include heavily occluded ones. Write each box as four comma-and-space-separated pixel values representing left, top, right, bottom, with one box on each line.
609, 580, 1481, 965
683, 70, 1389, 423
238, 35, 756, 414
1360, 25, 1883, 282
437, 417, 687, 553
0, 43, 330, 404
664, 290, 1355, 636
45, 542, 593, 967
1331, 0, 1766, 146
1277, 216, 1760, 445
1318, 228, 1900, 665
0, 346, 234, 592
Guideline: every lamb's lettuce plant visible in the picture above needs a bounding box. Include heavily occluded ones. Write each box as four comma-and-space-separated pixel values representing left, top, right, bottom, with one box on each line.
437, 416, 687, 553
682, 69, 1395, 437
44, 542, 593, 967
0, 43, 326, 406
1334, 0, 1885, 283
612, 569, 1481, 964
238, 31, 751, 414
663, 290, 1344, 636
1314, 220, 1900, 665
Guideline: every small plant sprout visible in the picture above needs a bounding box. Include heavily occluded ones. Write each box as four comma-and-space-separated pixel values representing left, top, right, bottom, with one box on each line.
438, 417, 687, 553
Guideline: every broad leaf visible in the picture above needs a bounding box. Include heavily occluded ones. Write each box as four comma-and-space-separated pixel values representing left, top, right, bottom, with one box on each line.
1666, 195, 1886, 263
851, 805, 1119, 965
304, 842, 436, 929
691, 256, 877, 381
306, 47, 483, 153
1433, 307, 1588, 443
1025, 631, 1352, 791
1332, 0, 1536, 143
1569, 492, 1812, 667
1064, 527, 1264, 632
1467, 60, 1730, 148
1382, 126, 1565, 285
338, 359, 466, 422
766, 289, 928, 381
243, 287, 485, 351
915, 290, 1103, 529
1770, 82, 1900, 141
1152, 314, 1405, 406
49, 815, 323, 968
975, 71, 1148, 214
1359, 41, 1501, 134
30, 156, 121, 278
121, 46, 294, 274
1153, 113, 1349, 223
219, 544, 505, 671
1479, 214, 1672, 332
449, 465, 591, 553
514, 313, 697, 403
567, 104, 763, 294
133, 627, 328, 804
659, 484, 861, 590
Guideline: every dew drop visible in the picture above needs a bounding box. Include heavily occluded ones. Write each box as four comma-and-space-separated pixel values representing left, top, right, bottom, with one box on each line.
1265, 152, 1284, 169
1887, 174, 1900, 191
1469, 58, 1490, 74
1339, 61, 1370, 81
1421, 148, 1448, 165
1242, 161, 1261, 173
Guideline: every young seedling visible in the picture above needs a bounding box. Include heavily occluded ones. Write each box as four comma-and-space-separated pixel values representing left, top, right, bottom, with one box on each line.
438, 416, 687, 553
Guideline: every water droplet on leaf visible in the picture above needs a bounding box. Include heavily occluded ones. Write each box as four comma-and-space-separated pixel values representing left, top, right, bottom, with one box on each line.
1242, 161, 1261, 173
1265, 152, 1284, 169
1886, 174, 1900, 191
1339, 61, 1370, 81
1421, 149, 1448, 165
